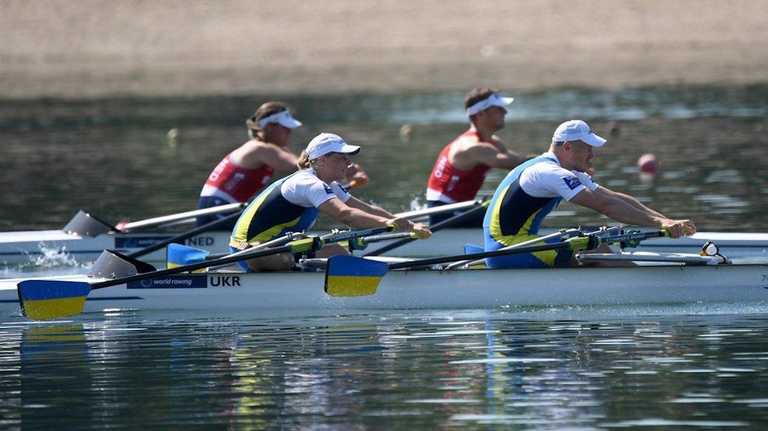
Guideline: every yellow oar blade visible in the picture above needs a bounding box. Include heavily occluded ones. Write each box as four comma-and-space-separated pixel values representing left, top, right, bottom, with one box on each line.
324, 255, 387, 297
17, 280, 91, 320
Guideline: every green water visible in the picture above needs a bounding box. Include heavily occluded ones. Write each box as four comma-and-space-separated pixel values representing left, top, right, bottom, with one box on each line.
3, 309, 768, 430
1, 85, 767, 231
2, 84, 768, 429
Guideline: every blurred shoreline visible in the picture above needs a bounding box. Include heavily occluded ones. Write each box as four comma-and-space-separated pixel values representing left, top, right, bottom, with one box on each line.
2, 0, 768, 99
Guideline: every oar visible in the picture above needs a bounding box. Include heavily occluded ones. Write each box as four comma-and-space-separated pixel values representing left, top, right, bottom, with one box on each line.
325, 228, 668, 297
17, 226, 392, 321
364, 199, 489, 256
116, 202, 245, 232
87, 210, 246, 278
392, 199, 482, 221
442, 227, 584, 270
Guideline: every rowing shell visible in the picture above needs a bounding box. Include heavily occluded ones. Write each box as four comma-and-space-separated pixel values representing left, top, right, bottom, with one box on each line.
0, 229, 231, 267
3, 228, 767, 267
3, 262, 768, 317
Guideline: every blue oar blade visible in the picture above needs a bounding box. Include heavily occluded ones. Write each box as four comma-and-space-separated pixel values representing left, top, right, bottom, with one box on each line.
17, 280, 91, 320
464, 243, 484, 254
166, 243, 210, 269
325, 255, 387, 297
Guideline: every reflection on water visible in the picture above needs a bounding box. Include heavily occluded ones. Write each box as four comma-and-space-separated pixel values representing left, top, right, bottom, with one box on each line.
1, 85, 767, 231
2, 311, 768, 429
3, 85, 768, 429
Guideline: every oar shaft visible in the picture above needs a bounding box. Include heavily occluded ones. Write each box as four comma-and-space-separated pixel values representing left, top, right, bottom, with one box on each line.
386, 228, 668, 270
127, 211, 243, 258
92, 242, 300, 288
443, 228, 582, 270
388, 241, 574, 270
393, 200, 481, 220
359, 232, 414, 243
119, 203, 244, 232
92, 226, 392, 289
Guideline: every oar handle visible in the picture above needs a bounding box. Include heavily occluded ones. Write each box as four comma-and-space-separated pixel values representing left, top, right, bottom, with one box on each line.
126, 211, 243, 258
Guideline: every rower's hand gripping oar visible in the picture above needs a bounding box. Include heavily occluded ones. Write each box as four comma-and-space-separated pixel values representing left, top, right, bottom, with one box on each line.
17, 226, 393, 321
325, 227, 668, 297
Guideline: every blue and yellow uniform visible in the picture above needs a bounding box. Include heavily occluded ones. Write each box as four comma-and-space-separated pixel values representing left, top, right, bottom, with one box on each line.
483, 152, 598, 268
230, 169, 350, 270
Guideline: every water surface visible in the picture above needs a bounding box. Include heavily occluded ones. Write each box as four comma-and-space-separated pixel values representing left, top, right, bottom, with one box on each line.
3, 309, 768, 429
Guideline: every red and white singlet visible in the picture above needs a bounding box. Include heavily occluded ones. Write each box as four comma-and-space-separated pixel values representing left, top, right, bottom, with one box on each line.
426, 129, 491, 203
200, 153, 275, 203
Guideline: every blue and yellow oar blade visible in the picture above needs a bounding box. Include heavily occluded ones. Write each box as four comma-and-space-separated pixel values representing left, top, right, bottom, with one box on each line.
166, 243, 210, 270
324, 255, 388, 297
17, 280, 91, 320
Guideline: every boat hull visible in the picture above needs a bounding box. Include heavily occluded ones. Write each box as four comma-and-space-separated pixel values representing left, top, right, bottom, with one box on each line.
2, 228, 768, 267
0, 230, 230, 266
3, 264, 768, 317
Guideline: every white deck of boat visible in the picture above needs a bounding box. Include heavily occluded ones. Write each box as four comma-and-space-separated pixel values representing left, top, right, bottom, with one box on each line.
0, 230, 82, 243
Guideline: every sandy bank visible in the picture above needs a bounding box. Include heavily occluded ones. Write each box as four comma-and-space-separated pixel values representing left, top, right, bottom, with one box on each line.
2, 0, 767, 98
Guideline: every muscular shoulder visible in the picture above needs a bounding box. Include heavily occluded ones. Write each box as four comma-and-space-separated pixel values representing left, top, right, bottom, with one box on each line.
451, 137, 503, 168
234, 140, 287, 168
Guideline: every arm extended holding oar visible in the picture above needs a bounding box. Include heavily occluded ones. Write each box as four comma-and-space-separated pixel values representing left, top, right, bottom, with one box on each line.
321, 196, 431, 238
571, 187, 695, 238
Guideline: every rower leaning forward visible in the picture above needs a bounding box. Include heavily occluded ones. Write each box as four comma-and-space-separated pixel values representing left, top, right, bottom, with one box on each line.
483, 120, 696, 268
230, 133, 431, 272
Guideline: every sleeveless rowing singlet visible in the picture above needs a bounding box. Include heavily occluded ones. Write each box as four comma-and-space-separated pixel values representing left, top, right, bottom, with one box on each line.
200, 153, 275, 204
426, 129, 491, 203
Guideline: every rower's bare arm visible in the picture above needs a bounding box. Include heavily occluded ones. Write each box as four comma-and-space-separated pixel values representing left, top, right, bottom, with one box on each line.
603, 188, 666, 218
570, 187, 696, 237
244, 144, 298, 172
344, 197, 432, 238
319, 197, 390, 229
461, 142, 526, 169
345, 196, 392, 218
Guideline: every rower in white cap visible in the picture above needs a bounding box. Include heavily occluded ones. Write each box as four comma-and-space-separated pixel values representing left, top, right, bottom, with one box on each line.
482, 119, 696, 269
196, 101, 369, 228
230, 133, 431, 272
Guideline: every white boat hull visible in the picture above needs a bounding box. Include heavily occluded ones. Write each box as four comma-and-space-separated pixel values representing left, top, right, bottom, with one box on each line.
3, 264, 768, 317
0, 230, 231, 266
2, 228, 768, 267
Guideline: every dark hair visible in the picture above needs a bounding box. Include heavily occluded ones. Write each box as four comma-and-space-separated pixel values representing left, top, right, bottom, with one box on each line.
245, 101, 291, 138
464, 88, 497, 111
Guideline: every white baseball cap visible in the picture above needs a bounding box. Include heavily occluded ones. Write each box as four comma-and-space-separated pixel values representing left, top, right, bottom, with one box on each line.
306, 133, 361, 160
552, 120, 607, 147
257, 109, 302, 129
466, 92, 514, 116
